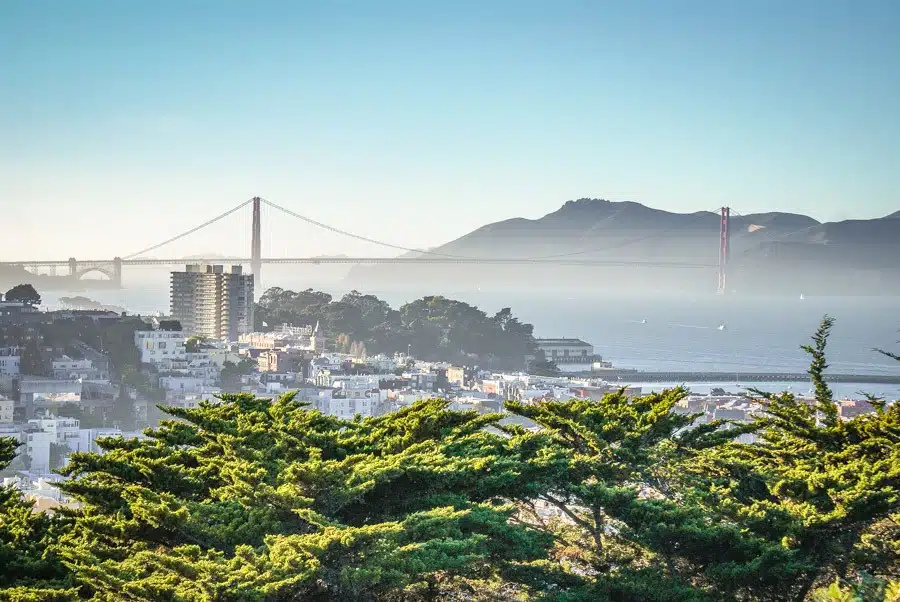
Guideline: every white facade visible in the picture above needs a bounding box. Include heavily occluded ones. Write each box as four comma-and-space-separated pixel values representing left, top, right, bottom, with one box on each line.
0, 395, 13, 423
535, 338, 602, 373
329, 395, 377, 419
156, 352, 219, 384
52, 356, 108, 380
0, 346, 20, 377
135, 330, 186, 364
159, 375, 206, 393
28, 417, 81, 447
25, 430, 55, 474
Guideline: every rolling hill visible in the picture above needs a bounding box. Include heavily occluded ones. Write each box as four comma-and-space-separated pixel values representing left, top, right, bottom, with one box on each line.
346, 199, 900, 295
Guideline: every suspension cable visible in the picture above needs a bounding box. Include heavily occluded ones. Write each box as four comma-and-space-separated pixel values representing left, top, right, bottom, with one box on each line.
261, 198, 471, 258
123, 199, 254, 259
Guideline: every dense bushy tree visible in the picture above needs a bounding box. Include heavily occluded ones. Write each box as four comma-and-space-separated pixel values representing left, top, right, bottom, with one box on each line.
0, 317, 897, 601
47, 396, 563, 601
220, 358, 256, 390
255, 288, 537, 368
0, 438, 74, 599
4, 284, 41, 306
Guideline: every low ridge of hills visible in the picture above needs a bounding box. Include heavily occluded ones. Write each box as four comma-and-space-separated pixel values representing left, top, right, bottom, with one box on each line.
348, 198, 900, 295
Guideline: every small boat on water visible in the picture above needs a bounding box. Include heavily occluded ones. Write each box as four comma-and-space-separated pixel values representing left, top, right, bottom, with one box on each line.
640, 319, 647, 324
717, 323, 727, 331
800, 293, 805, 300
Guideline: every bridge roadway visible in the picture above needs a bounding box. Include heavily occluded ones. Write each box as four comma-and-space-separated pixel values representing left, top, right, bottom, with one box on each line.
2, 257, 715, 268
597, 370, 900, 385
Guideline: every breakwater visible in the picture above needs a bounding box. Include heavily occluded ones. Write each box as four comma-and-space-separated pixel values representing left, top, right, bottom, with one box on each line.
597, 370, 900, 385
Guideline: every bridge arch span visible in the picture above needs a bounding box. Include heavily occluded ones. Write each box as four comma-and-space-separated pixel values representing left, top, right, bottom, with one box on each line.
75, 266, 116, 281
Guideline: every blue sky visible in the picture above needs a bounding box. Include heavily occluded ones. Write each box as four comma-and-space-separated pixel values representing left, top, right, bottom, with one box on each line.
1, 0, 898, 259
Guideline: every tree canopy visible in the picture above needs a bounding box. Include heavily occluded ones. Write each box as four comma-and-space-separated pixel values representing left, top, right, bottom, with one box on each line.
4, 284, 41, 306
255, 288, 537, 369
0, 317, 898, 601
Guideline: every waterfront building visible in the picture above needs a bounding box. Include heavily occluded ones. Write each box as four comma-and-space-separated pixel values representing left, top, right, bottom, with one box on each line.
534, 338, 611, 373
171, 264, 254, 342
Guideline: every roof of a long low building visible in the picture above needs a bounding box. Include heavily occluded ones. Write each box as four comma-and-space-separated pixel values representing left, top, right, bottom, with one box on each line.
535, 338, 592, 346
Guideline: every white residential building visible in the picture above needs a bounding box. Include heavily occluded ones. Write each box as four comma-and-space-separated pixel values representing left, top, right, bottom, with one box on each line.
0, 346, 20, 377
159, 375, 207, 394
329, 395, 378, 419
156, 352, 220, 384
52, 356, 109, 381
28, 416, 81, 449
0, 394, 13, 423
134, 330, 186, 364
25, 430, 55, 474
171, 264, 254, 342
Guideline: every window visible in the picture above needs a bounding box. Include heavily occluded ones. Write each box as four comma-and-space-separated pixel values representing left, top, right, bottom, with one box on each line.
581, 350, 587, 357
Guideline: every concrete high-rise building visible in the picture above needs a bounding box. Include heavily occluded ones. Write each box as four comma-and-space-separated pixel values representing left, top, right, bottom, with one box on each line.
170, 265, 254, 342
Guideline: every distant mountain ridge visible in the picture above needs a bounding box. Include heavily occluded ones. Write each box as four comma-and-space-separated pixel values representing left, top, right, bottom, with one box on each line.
423, 198, 899, 260
348, 198, 900, 295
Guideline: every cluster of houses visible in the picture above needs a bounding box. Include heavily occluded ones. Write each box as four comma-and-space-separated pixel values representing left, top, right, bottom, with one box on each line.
0, 297, 884, 512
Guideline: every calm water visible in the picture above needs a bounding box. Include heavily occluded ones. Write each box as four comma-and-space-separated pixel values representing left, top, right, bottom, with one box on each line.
43, 282, 900, 400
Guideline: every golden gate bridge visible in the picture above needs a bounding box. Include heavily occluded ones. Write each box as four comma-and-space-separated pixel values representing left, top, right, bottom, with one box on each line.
0, 198, 734, 290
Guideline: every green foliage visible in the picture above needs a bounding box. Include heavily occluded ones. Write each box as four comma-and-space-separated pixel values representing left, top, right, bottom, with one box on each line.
220, 358, 256, 390
41, 395, 560, 600
682, 317, 900, 599
0, 316, 897, 601
4, 285, 41, 306
55, 404, 104, 430
0, 437, 17, 468
529, 358, 560, 377
255, 288, 536, 369
185, 335, 210, 353
0, 438, 72, 595
811, 575, 900, 601
48, 444, 67, 471
19, 340, 46, 377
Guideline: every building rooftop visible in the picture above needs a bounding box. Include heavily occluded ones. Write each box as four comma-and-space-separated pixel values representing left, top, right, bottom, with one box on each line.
535, 338, 592, 346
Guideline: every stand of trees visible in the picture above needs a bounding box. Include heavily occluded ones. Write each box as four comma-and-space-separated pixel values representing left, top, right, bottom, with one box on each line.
0, 318, 897, 601
255, 288, 537, 370
4, 284, 41, 306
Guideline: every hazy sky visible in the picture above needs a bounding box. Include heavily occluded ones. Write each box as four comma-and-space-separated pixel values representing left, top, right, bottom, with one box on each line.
1, 0, 898, 260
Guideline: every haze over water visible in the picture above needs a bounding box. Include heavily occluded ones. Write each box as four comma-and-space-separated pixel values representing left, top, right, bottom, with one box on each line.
43, 277, 900, 400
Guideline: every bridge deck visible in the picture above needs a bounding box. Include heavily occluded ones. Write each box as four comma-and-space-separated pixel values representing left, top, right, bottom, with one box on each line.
1, 257, 717, 268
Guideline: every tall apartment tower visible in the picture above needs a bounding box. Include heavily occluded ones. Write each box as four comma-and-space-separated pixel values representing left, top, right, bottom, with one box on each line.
170, 265, 254, 342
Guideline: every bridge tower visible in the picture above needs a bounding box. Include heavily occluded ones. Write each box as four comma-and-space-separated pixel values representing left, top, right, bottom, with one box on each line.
716, 207, 731, 295
251, 197, 262, 287
112, 257, 123, 288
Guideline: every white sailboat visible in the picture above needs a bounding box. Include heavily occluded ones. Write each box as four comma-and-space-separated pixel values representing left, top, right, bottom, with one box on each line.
717, 322, 727, 331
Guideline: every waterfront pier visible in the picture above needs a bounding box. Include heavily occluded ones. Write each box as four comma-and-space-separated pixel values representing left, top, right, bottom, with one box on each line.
599, 370, 900, 385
